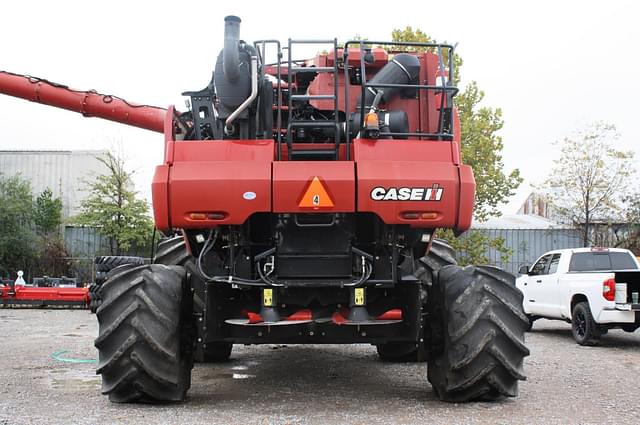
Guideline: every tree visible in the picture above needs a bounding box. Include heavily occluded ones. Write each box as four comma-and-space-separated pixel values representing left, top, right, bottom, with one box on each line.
34, 188, 63, 235
391, 26, 522, 265
621, 192, 640, 253
541, 122, 634, 247
0, 173, 38, 277
73, 151, 154, 255
32, 188, 70, 278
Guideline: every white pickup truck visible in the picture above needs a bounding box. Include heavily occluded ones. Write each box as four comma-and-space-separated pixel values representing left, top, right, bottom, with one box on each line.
516, 247, 640, 345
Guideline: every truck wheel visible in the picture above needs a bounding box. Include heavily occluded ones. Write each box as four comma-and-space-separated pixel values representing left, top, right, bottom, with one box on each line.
153, 236, 233, 363
95, 264, 193, 403
427, 265, 530, 402
376, 239, 456, 363
571, 302, 601, 346
525, 315, 535, 332
621, 325, 639, 333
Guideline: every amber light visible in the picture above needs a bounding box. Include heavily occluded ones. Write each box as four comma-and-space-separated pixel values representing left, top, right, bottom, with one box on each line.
401, 212, 438, 220
365, 112, 379, 128
188, 212, 226, 220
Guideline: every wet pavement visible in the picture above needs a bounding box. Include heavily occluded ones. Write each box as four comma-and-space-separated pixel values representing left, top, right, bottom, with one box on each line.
1, 310, 639, 424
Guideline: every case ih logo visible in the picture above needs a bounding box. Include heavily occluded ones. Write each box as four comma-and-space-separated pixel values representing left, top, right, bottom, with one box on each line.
370, 184, 444, 201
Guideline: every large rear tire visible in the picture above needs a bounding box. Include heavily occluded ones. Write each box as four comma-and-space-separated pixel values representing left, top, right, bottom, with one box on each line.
90, 256, 146, 314
427, 265, 530, 402
153, 236, 233, 363
95, 264, 193, 403
376, 239, 457, 363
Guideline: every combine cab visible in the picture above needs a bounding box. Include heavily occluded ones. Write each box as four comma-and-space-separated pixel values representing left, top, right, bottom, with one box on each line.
0, 16, 529, 403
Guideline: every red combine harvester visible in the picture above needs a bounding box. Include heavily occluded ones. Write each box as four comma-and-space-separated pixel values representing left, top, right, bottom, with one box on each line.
0, 16, 529, 403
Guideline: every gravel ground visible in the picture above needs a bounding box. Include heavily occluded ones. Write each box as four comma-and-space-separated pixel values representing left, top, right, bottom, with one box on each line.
0, 309, 639, 425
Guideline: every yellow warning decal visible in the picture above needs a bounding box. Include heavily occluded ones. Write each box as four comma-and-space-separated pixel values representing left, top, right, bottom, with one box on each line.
263, 288, 273, 307
354, 288, 365, 306
299, 176, 334, 208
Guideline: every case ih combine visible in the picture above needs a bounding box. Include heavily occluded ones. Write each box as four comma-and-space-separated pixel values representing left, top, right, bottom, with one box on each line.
0, 16, 529, 403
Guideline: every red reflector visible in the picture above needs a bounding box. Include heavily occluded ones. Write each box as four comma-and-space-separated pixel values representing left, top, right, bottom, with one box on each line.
247, 312, 263, 324
207, 212, 226, 220
401, 212, 438, 220
288, 309, 312, 321
603, 278, 616, 301
377, 309, 402, 321
402, 212, 419, 219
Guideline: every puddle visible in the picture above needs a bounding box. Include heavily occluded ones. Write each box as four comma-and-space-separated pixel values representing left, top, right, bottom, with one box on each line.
50, 377, 101, 390
48, 369, 100, 390
232, 373, 255, 379
201, 372, 256, 380
232, 365, 249, 371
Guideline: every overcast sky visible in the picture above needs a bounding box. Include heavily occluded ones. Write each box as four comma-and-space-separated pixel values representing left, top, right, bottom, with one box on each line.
1, 0, 638, 215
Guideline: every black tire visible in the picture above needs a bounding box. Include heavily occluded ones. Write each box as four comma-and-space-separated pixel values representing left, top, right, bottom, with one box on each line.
90, 258, 145, 314
427, 265, 530, 402
376, 239, 457, 363
571, 302, 601, 346
621, 324, 639, 333
153, 236, 233, 363
525, 315, 535, 332
95, 256, 145, 272
154, 237, 191, 266
95, 264, 193, 403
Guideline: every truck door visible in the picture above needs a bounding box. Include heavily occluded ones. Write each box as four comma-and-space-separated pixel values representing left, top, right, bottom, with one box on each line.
524, 254, 552, 316
537, 253, 562, 317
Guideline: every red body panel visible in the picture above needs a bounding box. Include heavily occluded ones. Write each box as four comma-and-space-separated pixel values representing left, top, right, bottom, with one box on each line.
154, 138, 473, 233
166, 141, 273, 227
272, 161, 355, 213
152, 164, 171, 230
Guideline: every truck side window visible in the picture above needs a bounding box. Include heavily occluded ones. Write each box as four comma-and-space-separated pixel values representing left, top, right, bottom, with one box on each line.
530, 254, 552, 276
547, 254, 562, 274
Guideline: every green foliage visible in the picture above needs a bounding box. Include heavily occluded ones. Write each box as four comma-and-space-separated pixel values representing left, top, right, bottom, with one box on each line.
73, 151, 154, 255
0, 173, 38, 277
439, 228, 512, 266
34, 188, 63, 235
541, 122, 635, 247
390, 26, 462, 85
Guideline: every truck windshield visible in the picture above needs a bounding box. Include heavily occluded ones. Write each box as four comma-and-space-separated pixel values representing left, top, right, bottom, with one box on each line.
568, 252, 639, 272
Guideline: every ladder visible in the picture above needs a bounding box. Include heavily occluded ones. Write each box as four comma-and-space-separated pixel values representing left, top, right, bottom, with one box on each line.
286, 39, 340, 160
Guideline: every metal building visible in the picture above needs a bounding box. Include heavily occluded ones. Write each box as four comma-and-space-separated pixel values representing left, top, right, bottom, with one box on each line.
0, 150, 108, 218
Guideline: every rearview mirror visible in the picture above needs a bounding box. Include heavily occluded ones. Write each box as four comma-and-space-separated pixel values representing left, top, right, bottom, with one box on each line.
518, 265, 529, 275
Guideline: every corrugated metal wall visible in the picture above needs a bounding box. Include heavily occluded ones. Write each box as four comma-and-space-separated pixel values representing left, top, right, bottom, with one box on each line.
0, 150, 108, 218
465, 228, 583, 273
63, 226, 586, 278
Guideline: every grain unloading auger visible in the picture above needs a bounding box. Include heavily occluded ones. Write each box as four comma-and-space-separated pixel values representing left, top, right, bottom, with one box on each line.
0, 15, 529, 403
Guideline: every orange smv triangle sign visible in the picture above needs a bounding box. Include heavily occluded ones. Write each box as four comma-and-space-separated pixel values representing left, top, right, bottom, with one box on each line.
299, 176, 334, 208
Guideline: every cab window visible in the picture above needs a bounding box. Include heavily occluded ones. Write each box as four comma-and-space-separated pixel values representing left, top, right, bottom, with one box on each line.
530, 254, 552, 276
547, 254, 562, 274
